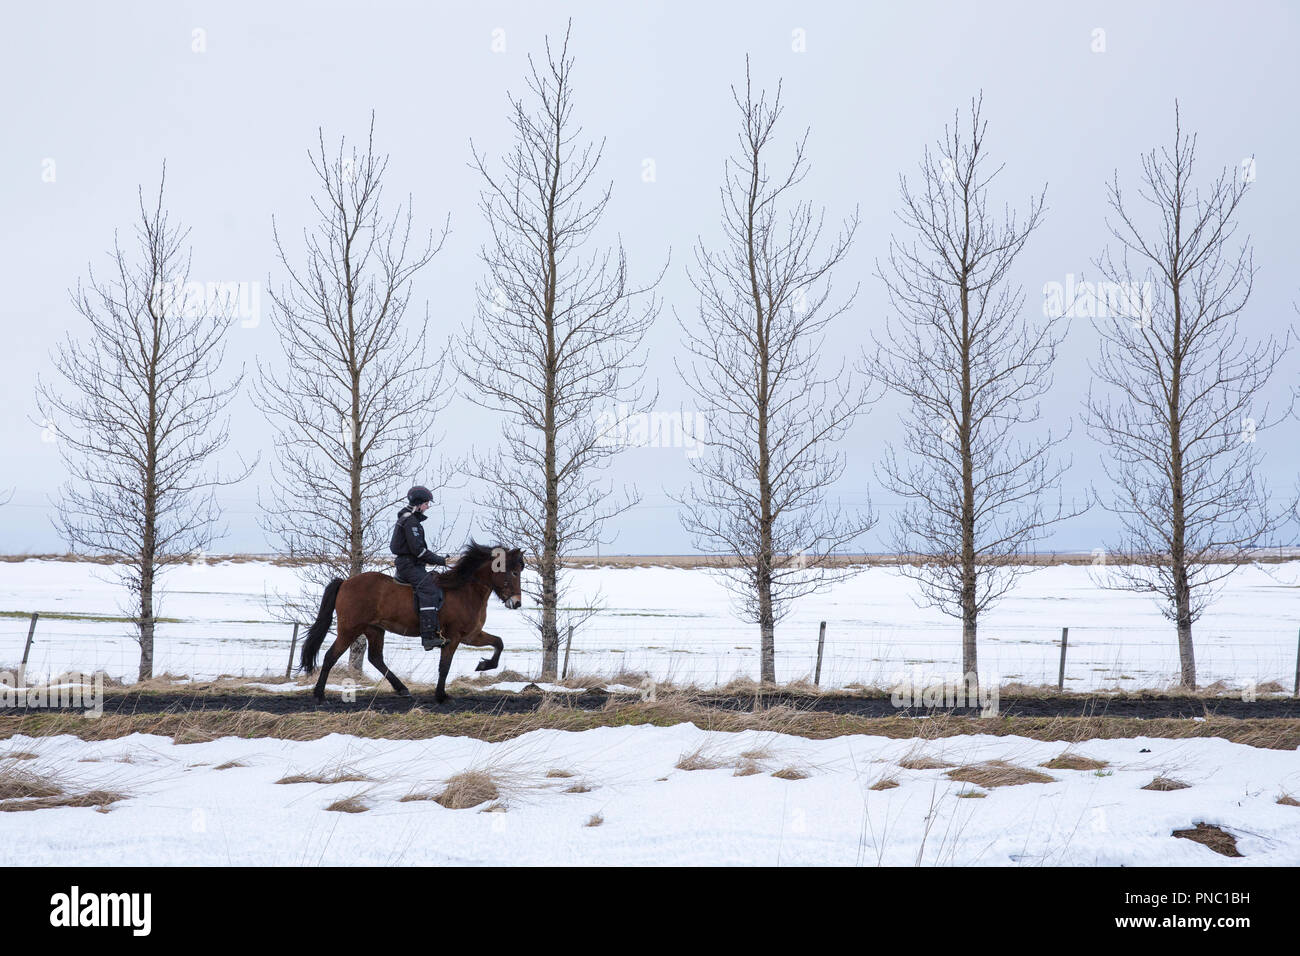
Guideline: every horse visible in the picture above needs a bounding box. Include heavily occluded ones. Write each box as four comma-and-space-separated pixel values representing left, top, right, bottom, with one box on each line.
298, 541, 525, 704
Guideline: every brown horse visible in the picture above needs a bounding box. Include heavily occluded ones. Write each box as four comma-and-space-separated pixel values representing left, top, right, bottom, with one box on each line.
299, 542, 525, 704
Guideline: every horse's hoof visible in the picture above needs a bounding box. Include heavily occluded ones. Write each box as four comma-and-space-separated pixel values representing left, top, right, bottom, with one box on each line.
475, 660, 495, 672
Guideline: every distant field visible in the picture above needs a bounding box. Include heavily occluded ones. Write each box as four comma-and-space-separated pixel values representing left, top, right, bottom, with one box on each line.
5, 550, 1300, 568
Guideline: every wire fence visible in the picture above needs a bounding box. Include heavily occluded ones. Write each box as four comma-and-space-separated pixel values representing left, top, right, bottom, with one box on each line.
3, 611, 1297, 693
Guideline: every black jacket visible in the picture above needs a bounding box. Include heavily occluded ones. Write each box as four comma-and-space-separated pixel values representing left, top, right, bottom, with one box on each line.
389, 507, 447, 565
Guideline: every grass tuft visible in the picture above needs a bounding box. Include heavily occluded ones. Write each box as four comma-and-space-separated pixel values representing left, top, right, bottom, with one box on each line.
1142, 776, 1191, 792
276, 768, 371, 785
1040, 752, 1109, 771
675, 747, 726, 772
946, 760, 1053, 788
435, 770, 500, 809
897, 755, 954, 771
1172, 822, 1241, 857
324, 795, 368, 813
771, 766, 810, 780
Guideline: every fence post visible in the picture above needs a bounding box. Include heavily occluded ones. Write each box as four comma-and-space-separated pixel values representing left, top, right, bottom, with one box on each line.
1294, 627, 1299, 699
20, 612, 38, 681
286, 622, 300, 679
1057, 627, 1069, 691
562, 625, 573, 681
814, 621, 826, 687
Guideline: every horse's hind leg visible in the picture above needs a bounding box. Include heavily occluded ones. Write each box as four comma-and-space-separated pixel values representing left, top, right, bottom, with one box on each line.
313, 629, 357, 702
364, 627, 410, 698
474, 631, 504, 672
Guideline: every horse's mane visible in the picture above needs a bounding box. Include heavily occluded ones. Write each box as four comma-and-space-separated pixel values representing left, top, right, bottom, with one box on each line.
435, 540, 503, 589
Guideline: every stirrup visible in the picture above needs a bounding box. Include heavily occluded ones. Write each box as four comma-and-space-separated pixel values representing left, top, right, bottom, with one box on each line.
421, 632, 446, 651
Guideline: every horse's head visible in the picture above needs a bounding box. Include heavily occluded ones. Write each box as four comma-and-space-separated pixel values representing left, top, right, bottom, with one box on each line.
489, 547, 525, 610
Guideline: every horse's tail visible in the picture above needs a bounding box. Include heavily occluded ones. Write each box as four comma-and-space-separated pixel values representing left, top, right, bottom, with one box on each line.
300, 578, 344, 674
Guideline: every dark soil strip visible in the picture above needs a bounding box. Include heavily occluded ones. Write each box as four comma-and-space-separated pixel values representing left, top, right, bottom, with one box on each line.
4, 689, 1298, 719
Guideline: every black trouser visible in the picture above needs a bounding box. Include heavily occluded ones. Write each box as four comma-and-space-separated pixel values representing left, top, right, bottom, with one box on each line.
395, 557, 443, 616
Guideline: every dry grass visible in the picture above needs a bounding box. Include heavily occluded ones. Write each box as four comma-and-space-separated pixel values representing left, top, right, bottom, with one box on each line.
1277, 793, 1300, 807
868, 777, 900, 791
675, 747, 726, 772
897, 755, 955, 771
324, 795, 369, 813
435, 770, 500, 809
946, 760, 1054, 788
771, 766, 810, 780
1172, 822, 1242, 857
1040, 752, 1109, 771
0, 767, 63, 800
276, 768, 372, 786
956, 790, 988, 798
585, 812, 604, 827
733, 760, 762, 777
1, 751, 38, 761
1142, 776, 1191, 792
0, 764, 126, 812
213, 760, 246, 770
563, 782, 592, 793
7, 706, 1300, 753
0, 789, 126, 812
545, 768, 574, 779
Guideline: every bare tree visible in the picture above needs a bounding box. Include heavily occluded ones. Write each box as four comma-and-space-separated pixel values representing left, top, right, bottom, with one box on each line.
676, 62, 872, 684
867, 97, 1077, 689
35, 171, 249, 680
256, 117, 448, 671
458, 26, 661, 680
1085, 104, 1289, 688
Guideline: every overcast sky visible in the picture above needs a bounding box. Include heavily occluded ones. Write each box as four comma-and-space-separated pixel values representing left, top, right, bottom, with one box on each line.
3, 0, 1298, 555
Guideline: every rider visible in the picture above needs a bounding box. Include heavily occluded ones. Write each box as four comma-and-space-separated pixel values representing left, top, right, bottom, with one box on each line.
390, 486, 449, 650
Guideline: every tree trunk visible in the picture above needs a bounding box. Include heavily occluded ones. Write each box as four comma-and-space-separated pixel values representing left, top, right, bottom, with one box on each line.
540, 374, 560, 678
138, 569, 155, 683
959, 278, 978, 692
347, 393, 366, 671
1168, 279, 1195, 688
757, 562, 776, 684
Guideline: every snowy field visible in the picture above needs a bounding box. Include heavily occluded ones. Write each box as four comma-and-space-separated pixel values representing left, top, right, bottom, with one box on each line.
2, 725, 1298, 865
0, 559, 1297, 691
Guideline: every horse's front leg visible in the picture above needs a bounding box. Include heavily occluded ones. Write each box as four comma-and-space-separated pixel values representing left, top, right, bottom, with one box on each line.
473, 631, 504, 672
434, 640, 458, 704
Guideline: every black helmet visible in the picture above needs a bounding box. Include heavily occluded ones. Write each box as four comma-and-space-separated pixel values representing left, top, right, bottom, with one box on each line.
406, 485, 432, 506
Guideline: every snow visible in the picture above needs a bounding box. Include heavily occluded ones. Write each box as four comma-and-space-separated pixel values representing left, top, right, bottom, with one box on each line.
2, 725, 1297, 866
0, 558, 1297, 690
484, 682, 584, 694
238, 682, 349, 694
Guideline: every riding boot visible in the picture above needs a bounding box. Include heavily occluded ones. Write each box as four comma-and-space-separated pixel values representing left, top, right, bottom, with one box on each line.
419, 608, 446, 651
